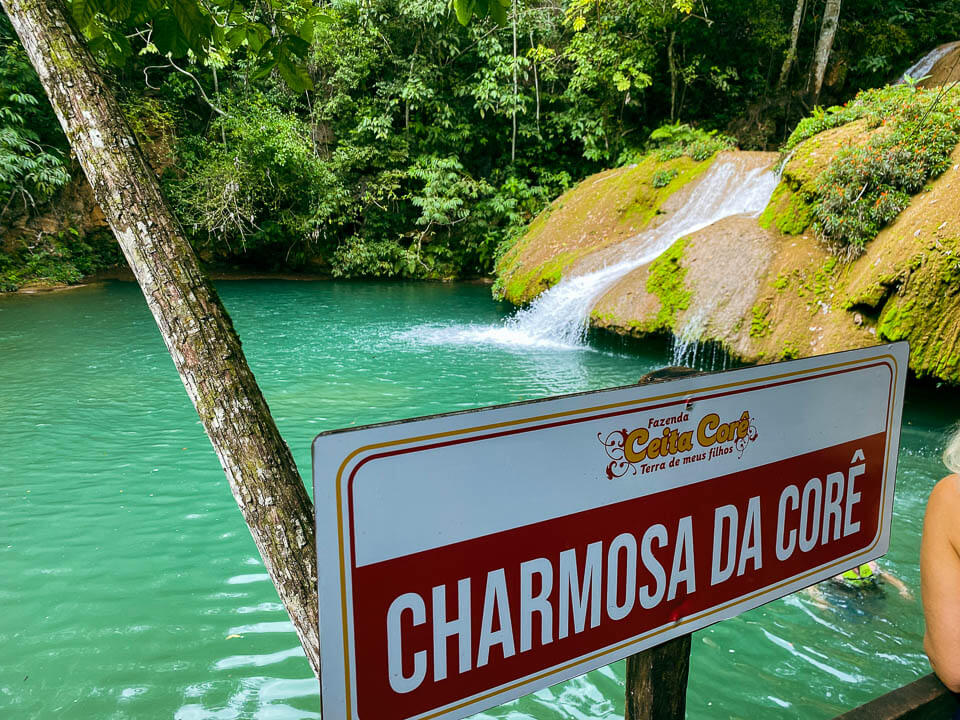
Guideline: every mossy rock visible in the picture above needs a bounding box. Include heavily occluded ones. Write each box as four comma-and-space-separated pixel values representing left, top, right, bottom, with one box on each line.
495, 153, 715, 305
759, 182, 814, 235
645, 238, 691, 331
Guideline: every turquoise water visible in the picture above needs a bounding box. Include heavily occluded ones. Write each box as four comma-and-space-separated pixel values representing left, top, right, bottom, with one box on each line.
0, 280, 956, 719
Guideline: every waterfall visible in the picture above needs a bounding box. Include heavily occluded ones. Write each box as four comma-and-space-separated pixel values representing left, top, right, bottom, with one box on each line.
897, 42, 959, 84
403, 154, 777, 354
500, 156, 779, 348
670, 305, 708, 366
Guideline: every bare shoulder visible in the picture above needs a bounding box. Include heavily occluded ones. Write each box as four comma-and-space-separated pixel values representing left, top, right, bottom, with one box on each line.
926, 475, 960, 550
929, 474, 960, 506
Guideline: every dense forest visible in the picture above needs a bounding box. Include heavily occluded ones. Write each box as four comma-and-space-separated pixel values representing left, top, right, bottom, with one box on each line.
2, 0, 959, 289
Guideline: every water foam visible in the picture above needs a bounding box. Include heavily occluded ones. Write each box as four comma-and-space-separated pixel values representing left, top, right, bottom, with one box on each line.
394, 323, 586, 352
501, 157, 778, 347
404, 155, 778, 354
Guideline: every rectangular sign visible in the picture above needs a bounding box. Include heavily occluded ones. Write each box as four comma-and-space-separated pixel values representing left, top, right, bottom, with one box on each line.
313, 343, 908, 720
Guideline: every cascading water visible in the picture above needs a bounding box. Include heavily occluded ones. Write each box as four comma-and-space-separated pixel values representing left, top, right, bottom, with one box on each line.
897, 42, 959, 83
405, 154, 778, 354
500, 156, 778, 347
670, 306, 708, 366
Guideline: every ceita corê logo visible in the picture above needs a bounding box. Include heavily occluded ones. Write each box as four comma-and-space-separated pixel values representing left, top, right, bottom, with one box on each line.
599, 410, 759, 479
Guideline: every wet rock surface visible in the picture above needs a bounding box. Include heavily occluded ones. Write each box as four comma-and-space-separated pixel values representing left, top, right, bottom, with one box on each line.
498, 141, 960, 383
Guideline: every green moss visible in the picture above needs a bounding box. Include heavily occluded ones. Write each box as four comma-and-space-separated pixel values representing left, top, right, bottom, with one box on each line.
773, 273, 789, 291
877, 296, 916, 342
618, 155, 713, 227
811, 257, 839, 299
750, 302, 772, 338
841, 271, 899, 309
645, 237, 691, 330
872, 249, 960, 383
495, 153, 716, 306
48, 36, 82, 73
787, 257, 840, 308
780, 341, 801, 360
759, 182, 814, 235
497, 249, 588, 304
591, 311, 619, 325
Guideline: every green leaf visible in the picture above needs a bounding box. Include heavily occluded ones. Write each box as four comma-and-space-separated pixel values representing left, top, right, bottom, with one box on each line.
250, 57, 278, 81
225, 26, 246, 50
452, 0, 476, 26
281, 35, 310, 58
488, 0, 508, 26
152, 11, 191, 57
277, 53, 313, 92
99, 0, 132, 22
170, 0, 210, 54
245, 23, 271, 52
453, 0, 509, 26
71, 0, 99, 30
129, 0, 153, 24
296, 11, 333, 44
104, 26, 133, 62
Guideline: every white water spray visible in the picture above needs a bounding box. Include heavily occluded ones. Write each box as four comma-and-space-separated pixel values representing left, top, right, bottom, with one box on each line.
898, 42, 959, 84
498, 157, 778, 347
404, 154, 778, 353
670, 305, 708, 366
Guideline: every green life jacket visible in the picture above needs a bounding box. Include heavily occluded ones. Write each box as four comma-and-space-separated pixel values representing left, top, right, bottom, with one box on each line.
841, 563, 876, 587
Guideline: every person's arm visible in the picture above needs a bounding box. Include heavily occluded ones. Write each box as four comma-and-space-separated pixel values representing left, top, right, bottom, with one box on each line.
921, 474, 960, 692
803, 584, 830, 609
878, 569, 912, 600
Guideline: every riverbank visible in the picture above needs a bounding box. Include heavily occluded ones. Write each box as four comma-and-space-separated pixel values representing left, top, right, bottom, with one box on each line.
5, 267, 497, 294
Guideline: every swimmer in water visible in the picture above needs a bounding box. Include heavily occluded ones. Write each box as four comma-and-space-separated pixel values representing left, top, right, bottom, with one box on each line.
804, 560, 912, 608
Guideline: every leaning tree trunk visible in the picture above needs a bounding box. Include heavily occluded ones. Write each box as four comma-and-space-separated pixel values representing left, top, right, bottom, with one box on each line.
2, 0, 320, 676
809, 0, 841, 103
778, 0, 806, 88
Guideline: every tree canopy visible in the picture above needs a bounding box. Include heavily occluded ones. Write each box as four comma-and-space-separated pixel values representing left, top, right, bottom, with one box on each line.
2, 0, 960, 288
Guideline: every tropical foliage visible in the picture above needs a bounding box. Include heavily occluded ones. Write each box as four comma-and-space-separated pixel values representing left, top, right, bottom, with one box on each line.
0, 17, 68, 218
3, 0, 960, 285
785, 84, 960, 255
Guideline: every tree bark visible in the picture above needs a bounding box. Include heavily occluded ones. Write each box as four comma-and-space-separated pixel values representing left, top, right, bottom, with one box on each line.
777, 0, 806, 89
667, 29, 678, 123
809, 0, 841, 103
624, 635, 693, 720
2, 0, 320, 676
529, 31, 540, 132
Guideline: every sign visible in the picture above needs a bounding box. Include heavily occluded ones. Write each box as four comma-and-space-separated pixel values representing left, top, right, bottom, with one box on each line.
313, 343, 907, 720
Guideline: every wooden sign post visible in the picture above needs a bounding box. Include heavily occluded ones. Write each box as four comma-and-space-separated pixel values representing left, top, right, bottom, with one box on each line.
625, 366, 700, 720
625, 635, 692, 720
313, 344, 908, 720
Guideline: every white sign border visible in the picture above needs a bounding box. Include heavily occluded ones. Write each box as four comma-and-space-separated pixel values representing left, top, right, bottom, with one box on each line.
314, 342, 908, 720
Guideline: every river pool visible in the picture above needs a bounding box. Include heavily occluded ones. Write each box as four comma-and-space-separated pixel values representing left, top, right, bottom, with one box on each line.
1, 280, 956, 719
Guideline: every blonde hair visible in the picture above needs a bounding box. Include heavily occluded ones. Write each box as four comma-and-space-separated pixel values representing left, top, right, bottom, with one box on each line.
945, 426, 960, 475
